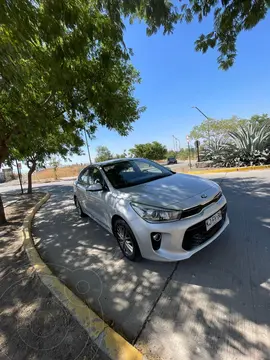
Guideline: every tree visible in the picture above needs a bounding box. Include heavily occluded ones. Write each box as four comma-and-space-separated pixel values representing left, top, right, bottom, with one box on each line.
8, 125, 83, 193
167, 148, 196, 160
167, 150, 177, 158
250, 114, 270, 126
106, 0, 269, 70
95, 146, 128, 162
189, 114, 270, 144
1, 0, 268, 224
114, 150, 128, 159
49, 157, 61, 181
0, 0, 145, 224
130, 141, 167, 160
95, 146, 114, 163
189, 116, 248, 143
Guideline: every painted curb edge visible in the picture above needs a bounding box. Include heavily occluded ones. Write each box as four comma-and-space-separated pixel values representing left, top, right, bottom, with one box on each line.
183, 164, 270, 175
22, 192, 146, 360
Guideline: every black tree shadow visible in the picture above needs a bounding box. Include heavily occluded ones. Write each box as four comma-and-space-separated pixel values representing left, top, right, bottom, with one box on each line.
29, 174, 270, 360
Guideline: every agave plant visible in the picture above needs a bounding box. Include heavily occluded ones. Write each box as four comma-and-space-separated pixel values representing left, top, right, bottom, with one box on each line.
228, 122, 270, 165
200, 138, 233, 167
201, 122, 270, 167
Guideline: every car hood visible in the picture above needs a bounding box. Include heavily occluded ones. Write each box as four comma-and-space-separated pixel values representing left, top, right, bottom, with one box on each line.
118, 173, 220, 209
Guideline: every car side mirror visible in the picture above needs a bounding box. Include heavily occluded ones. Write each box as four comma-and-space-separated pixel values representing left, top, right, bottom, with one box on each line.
86, 183, 103, 191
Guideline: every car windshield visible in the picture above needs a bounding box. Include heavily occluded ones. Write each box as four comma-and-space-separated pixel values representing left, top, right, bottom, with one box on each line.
102, 159, 173, 189
168, 157, 175, 160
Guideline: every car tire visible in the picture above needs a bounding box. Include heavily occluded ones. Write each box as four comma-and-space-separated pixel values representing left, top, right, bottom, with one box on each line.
74, 197, 87, 218
113, 219, 142, 261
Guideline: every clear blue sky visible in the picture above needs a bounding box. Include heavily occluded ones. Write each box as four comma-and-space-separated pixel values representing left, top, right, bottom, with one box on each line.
69, 13, 270, 165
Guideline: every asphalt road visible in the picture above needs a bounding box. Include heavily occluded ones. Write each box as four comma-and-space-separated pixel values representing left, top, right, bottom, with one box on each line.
1, 170, 270, 359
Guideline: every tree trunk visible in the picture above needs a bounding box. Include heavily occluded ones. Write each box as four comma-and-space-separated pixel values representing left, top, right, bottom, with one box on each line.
0, 194, 7, 225
53, 167, 58, 180
0, 142, 9, 167
27, 161, 36, 194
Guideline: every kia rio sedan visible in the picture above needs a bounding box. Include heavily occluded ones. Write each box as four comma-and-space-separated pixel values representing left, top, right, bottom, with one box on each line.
74, 158, 229, 262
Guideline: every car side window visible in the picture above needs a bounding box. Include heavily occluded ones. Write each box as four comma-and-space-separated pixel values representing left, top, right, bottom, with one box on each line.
89, 167, 106, 187
78, 168, 90, 186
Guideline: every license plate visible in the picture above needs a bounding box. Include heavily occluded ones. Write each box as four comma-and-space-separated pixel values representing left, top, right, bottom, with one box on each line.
205, 211, 222, 231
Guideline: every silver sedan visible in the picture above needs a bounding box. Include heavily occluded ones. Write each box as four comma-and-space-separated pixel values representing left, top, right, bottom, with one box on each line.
73, 158, 229, 262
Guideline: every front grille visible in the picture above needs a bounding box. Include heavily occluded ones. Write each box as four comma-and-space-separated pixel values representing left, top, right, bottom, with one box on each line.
182, 204, 227, 251
181, 191, 222, 219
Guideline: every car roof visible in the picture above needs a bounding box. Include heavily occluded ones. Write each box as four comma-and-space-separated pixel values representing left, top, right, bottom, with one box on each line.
94, 157, 144, 166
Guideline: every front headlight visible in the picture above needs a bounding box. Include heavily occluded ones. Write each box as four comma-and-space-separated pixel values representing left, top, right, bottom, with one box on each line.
130, 202, 182, 223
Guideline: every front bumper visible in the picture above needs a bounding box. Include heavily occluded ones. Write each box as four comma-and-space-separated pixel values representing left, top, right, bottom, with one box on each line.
129, 195, 229, 262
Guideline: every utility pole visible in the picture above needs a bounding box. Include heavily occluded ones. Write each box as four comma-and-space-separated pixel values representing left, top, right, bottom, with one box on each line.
192, 106, 211, 144
172, 135, 180, 152
186, 135, 191, 169
84, 129, 92, 164
175, 137, 180, 151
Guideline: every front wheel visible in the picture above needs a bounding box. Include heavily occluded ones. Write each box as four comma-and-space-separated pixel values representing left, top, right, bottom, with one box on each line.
74, 197, 87, 218
114, 219, 141, 261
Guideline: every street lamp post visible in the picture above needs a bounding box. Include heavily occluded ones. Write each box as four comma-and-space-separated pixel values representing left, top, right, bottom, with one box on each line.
175, 136, 180, 151
192, 106, 211, 144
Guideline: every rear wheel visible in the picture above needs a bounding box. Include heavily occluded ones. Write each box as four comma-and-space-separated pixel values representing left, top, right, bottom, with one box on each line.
114, 219, 141, 261
74, 197, 87, 218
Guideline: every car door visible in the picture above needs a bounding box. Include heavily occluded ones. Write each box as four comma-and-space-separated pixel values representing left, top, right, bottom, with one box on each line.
84, 167, 110, 227
76, 167, 91, 213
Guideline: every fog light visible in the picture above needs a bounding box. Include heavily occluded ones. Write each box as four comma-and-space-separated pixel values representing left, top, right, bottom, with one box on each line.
151, 232, 162, 250
152, 232, 161, 241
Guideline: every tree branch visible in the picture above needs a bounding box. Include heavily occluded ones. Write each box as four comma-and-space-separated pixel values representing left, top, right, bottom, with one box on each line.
41, 92, 53, 106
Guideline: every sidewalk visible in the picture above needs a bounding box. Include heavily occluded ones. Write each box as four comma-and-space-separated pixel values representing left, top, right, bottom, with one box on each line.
0, 193, 107, 360
31, 171, 270, 360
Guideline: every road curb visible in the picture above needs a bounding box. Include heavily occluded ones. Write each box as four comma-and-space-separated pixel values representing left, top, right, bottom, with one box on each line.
22, 192, 146, 360
185, 165, 270, 175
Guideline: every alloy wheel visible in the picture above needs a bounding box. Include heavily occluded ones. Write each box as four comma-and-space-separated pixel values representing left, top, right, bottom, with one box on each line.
116, 224, 134, 256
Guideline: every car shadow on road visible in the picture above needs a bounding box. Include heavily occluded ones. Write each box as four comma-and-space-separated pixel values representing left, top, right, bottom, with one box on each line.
31, 176, 270, 360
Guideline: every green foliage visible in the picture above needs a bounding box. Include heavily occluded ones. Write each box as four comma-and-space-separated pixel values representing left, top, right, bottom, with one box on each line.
189, 114, 270, 143
114, 150, 128, 159
95, 146, 114, 163
123, 0, 269, 69
7, 124, 84, 192
189, 116, 248, 142
0, 0, 145, 166
130, 141, 167, 160
167, 148, 196, 161
191, 0, 268, 69
201, 122, 270, 167
228, 122, 270, 165
13, 127, 83, 166
250, 114, 270, 126
95, 146, 128, 162
49, 156, 61, 180
200, 139, 232, 166
166, 150, 177, 158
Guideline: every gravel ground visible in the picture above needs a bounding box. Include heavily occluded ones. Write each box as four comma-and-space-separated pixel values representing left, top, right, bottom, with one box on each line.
0, 193, 107, 360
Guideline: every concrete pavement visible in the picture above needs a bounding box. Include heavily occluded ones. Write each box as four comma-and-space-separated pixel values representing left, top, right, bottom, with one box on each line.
3, 170, 270, 359
137, 170, 270, 360
32, 183, 176, 340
